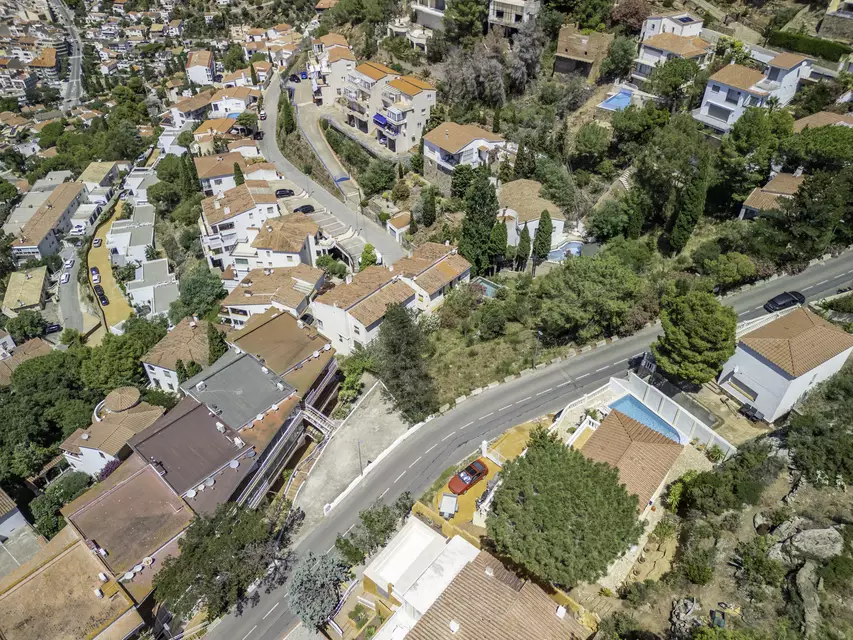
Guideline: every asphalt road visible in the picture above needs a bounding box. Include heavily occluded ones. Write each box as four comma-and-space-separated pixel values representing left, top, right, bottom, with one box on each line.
257, 73, 406, 264
52, 0, 83, 110
207, 251, 853, 640
57, 244, 83, 331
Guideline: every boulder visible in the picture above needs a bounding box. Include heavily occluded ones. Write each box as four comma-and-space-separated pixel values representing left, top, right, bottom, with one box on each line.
754, 512, 771, 535
796, 560, 822, 638
789, 528, 844, 561
773, 516, 815, 541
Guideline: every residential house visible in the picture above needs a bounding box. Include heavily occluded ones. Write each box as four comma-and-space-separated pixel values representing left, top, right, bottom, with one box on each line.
739, 172, 804, 220
69, 202, 102, 236
186, 49, 215, 86
221, 67, 256, 88
498, 179, 566, 247
168, 18, 183, 37
818, 0, 853, 44
143, 316, 212, 391
423, 122, 507, 194
373, 75, 436, 154
209, 86, 261, 117
124, 258, 180, 318
267, 23, 294, 40
193, 117, 242, 154
693, 55, 812, 133
195, 153, 278, 195
640, 10, 704, 40
316, 0, 340, 11
633, 21, 712, 86
77, 160, 119, 193
2, 170, 72, 236
105, 202, 155, 266
344, 61, 400, 136
394, 242, 471, 312
228, 138, 261, 157
123, 167, 160, 204
411, 0, 445, 32
245, 27, 268, 42
233, 212, 324, 275
1, 266, 46, 316
199, 179, 280, 268
718, 308, 853, 422
0, 337, 51, 386
793, 110, 853, 133
311, 265, 416, 355
27, 46, 57, 82
60, 387, 165, 477
386, 211, 411, 243
220, 264, 325, 325
168, 89, 214, 128
488, 0, 541, 35
553, 25, 613, 81
11, 181, 84, 261
158, 122, 193, 156
306, 33, 355, 106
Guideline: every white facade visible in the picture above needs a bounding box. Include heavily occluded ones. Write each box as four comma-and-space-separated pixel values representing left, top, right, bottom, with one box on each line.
0, 505, 28, 539
158, 126, 191, 156
488, 0, 541, 34
373, 77, 436, 154
144, 362, 180, 392
640, 12, 704, 40
210, 93, 259, 116
63, 445, 119, 477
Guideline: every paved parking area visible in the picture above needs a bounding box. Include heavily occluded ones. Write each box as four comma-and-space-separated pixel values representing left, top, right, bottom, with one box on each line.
0, 525, 43, 579
88, 202, 133, 329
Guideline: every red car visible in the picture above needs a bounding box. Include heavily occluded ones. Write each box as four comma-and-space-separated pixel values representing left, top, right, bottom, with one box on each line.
448, 459, 488, 495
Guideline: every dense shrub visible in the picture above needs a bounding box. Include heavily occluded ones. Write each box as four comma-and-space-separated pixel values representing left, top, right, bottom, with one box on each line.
825, 293, 853, 313
768, 31, 852, 62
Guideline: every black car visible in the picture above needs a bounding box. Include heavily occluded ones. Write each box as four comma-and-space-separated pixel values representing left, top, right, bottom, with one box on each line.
289, 74, 301, 83
99, 295, 110, 307
254, 131, 265, 140
292, 204, 315, 214
45, 323, 62, 334
764, 291, 806, 313
275, 188, 295, 198
94, 284, 105, 296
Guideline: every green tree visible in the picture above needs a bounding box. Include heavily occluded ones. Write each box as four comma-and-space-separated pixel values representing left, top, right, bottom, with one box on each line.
29, 471, 91, 538
148, 181, 182, 211
155, 153, 185, 182
492, 106, 501, 133
177, 130, 195, 149
409, 137, 424, 174
781, 124, 853, 172
667, 151, 711, 253
236, 111, 258, 132
652, 291, 736, 385
223, 44, 246, 72
288, 552, 351, 631
6, 310, 46, 343
38, 120, 66, 148
360, 244, 378, 268
516, 222, 531, 271
168, 263, 227, 324
60, 328, 84, 348
444, 0, 488, 46
280, 94, 296, 135
450, 164, 475, 199
649, 57, 700, 112
421, 186, 436, 227
488, 220, 507, 273
513, 141, 536, 179
175, 359, 189, 383
704, 252, 756, 288
532, 211, 553, 274
0, 178, 18, 202
478, 301, 506, 339
587, 199, 629, 241
233, 162, 245, 186
208, 322, 228, 362
249, 63, 258, 86
610, 103, 669, 160
183, 152, 200, 195
459, 171, 498, 275
573, 122, 611, 169
360, 159, 396, 197
155, 503, 299, 621
599, 36, 636, 79
488, 429, 643, 587
376, 305, 438, 423
317, 255, 348, 279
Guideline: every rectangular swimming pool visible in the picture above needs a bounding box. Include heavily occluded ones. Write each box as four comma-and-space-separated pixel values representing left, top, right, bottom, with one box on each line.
608, 394, 682, 443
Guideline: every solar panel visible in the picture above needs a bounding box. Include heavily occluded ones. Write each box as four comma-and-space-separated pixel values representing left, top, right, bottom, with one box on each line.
678, 16, 693, 22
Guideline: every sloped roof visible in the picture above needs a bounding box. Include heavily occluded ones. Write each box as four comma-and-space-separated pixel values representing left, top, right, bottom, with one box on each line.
355, 61, 399, 81
768, 52, 808, 69
709, 64, 767, 93
643, 33, 711, 58
793, 110, 853, 133
579, 409, 682, 508
222, 264, 324, 310
187, 49, 212, 68
742, 173, 804, 212
498, 179, 565, 223
328, 48, 355, 63
740, 307, 853, 377
201, 180, 278, 224
395, 243, 472, 296
142, 316, 211, 371
424, 122, 505, 155
251, 212, 318, 253
60, 402, 165, 457
103, 386, 141, 412
0, 338, 52, 386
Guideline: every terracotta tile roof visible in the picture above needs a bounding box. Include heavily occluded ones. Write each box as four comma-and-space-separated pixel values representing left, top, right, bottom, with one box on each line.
643, 33, 711, 58
315, 266, 415, 327
424, 122, 505, 155
740, 307, 853, 377
223, 264, 323, 311
29, 47, 56, 68
768, 52, 808, 69
194, 151, 246, 179
202, 180, 278, 225
313, 33, 348, 47
103, 386, 141, 412
251, 213, 318, 253
60, 402, 165, 457
355, 61, 399, 81
395, 243, 471, 295
143, 316, 211, 371
194, 117, 238, 136
15, 182, 84, 246
349, 279, 415, 326
709, 64, 767, 94
173, 89, 214, 114
579, 410, 682, 508
407, 552, 591, 640
187, 49, 213, 68
742, 173, 804, 211
228, 138, 258, 151
388, 75, 434, 95
0, 487, 17, 519
498, 179, 565, 223
556, 25, 613, 63
315, 0, 341, 10
388, 211, 411, 230
328, 48, 356, 63
211, 86, 261, 103
793, 111, 853, 133
0, 337, 51, 386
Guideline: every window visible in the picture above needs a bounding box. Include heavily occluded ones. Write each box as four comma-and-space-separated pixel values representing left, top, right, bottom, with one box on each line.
287, 255, 294, 262
353, 326, 360, 335
317, 319, 323, 330
99, 452, 106, 459
214, 178, 222, 185
711, 84, 720, 93
167, 383, 174, 390
725, 88, 739, 104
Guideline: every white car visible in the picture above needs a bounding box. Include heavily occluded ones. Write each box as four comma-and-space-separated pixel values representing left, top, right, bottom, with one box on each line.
64, 257, 74, 270
92, 272, 101, 284
259, 110, 267, 120
60, 272, 70, 285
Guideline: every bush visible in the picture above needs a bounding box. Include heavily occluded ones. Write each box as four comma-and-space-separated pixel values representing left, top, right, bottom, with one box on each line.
620, 579, 659, 607
317, 255, 348, 279
391, 180, 410, 203
820, 555, 853, 593
705, 444, 724, 463
97, 458, 122, 481
825, 292, 853, 313
768, 31, 852, 62
683, 548, 715, 585
736, 535, 786, 589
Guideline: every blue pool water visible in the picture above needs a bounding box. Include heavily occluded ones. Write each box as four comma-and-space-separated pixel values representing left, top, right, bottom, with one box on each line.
471, 276, 502, 298
547, 241, 584, 262
609, 394, 682, 443
599, 89, 633, 112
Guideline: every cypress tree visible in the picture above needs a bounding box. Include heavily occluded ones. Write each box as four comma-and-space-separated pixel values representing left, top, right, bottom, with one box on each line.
410, 137, 424, 174
208, 323, 228, 363
459, 172, 498, 275
233, 162, 245, 186
421, 186, 436, 227
250, 63, 258, 86
492, 106, 501, 133
489, 220, 507, 274
516, 222, 531, 271
532, 210, 553, 275
280, 94, 296, 135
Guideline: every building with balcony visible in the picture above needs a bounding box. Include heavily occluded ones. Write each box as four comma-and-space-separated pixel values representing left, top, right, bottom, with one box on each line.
423, 122, 507, 194
220, 263, 325, 325
124, 258, 180, 318
168, 89, 214, 128
632, 30, 712, 86
488, 0, 540, 35
11, 181, 85, 262
387, 17, 433, 53
394, 242, 471, 312
307, 33, 354, 106
411, 0, 445, 32
186, 49, 214, 86
640, 10, 703, 40
343, 61, 400, 134
194, 152, 278, 195
209, 86, 261, 117
693, 55, 811, 133
143, 316, 213, 392
373, 75, 436, 154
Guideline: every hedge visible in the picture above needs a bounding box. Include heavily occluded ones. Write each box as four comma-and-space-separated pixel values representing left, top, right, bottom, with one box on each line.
767, 30, 852, 62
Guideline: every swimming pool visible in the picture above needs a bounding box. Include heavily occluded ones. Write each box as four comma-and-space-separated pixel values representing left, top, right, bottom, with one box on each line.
470, 276, 502, 298
609, 394, 682, 443
598, 89, 633, 112
547, 241, 583, 262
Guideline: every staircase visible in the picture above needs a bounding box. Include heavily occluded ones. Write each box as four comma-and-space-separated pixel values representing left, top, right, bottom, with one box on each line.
301, 405, 337, 436
618, 166, 635, 191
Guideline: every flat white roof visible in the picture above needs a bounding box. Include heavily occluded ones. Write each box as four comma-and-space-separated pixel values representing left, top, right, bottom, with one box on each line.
363, 517, 446, 596
402, 534, 479, 615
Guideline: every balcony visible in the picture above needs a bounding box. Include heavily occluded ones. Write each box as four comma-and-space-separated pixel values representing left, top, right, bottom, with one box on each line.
202, 230, 240, 249
347, 101, 369, 119
345, 75, 374, 92
489, 10, 524, 25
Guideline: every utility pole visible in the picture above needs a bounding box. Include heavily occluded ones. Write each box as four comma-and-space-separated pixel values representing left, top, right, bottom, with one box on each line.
357, 439, 363, 476
532, 330, 543, 368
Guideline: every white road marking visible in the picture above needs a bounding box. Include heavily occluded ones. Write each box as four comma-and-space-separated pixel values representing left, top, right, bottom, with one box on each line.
409, 456, 422, 468
460, 421, 474, 429
499, 405, 512, 411
803, 285, 814, 291
264, 603, 279, 619
516, 396, 532, 403
535, 388, 553, 396
754, 305, 763, 310
480, 412, 494, 419
326, 545, 334, 554
577, 373, 590, 379
241, 625, 257, 640
596, 366, 609, 372
614, 358, 628, 364
847, 270, 853, 275
345, 524, 355, 534
379, 488, 389, 499
738, 311, 750, 317
817, 279, 829, 285
425, 445, 437, 454
394, 471, 406, 483
557, 381, 571, 387
441, 431, 456, 441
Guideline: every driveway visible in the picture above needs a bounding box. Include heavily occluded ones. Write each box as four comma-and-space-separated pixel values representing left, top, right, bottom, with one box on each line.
258, 73, 405, 264
57, 245, 83, 331
88, 202, 133, 329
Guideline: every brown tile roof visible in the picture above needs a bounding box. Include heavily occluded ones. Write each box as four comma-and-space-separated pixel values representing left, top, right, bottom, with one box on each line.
173, 89, 214, 114
0, 337, 52, 386
315, 265, 415, 327
498, 179, 565, 223
355, 61, 400, 81
28, 47, 56, 68
768, 52, 809, 69
328, 48, 356, 63
222, 264, 324, 310
388, 75, 434, 95
201, 180, 278, 225
187, 49, 213, 69
743, 172, 804, 211
643, 33, 711, 58
793, 110, 853, 133
315, 0, 341, 10
211, 86, 261, 103
251, 213, 318, 253
314, 33, 348, 48
556, 25, 613, 63
395, 243, 471, 295
762, 172, 805, 196
388, 211, 411, 230
407, 552, 591, 640
709, 64, 767, 94
740, 307, 853, 377
60, 402, 165, 457
143, 317, 211, 371
227, 138, 258, 151
579, 410, 682, 508
194, 117, 238, 136
0, 487, 17, 519
349, 279, 415, 326
194, 151, 247, 180
16, 182, 84, 246
424, 122, 505, 155
103, 386, 141, 412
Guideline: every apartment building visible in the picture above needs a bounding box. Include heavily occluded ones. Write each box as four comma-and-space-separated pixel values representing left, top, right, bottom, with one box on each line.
11, 181, 84, 262
633, 13, 711, 85
306, 33, 355, 105
106, 203, 155, 266
422, 122, 507, 194
311, 265, 416, 355
209, 86, 261, 116
219, 263, 325, 325
142, 316, 213, 391
488, 0, 541, 35
693, 55, 812, 133
27, 45, 57, 82
373, 75, 436, 154
186, 49, 215, 85
168, 89, 213, 127
411, 0, 445, 32
394, 242, 471, 312
193, 117, 241, 154
344, 61, 400, 135
200, 180, 280, 269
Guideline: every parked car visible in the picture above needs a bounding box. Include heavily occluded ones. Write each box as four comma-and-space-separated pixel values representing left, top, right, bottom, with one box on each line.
292, 204, 315, 214
448, 459, 488, 495
764, 291, 805, 313
90, 266, 99, 276
45, 323, 62, 334
275, 188, 295, 198
289, 73, 301, 83
60, 272, 70, 285
93, 238, 102, 248
259, 110, 267, 120
300, 70, 308, 79
99, 294, 110, 306
94, 284, 105, 296
63, 257, 74, 270
253, 131, 265, 140
120, 192, 128, 200
92, 272, 101, 284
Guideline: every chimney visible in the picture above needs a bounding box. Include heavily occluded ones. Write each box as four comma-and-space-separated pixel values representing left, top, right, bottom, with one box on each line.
555, 606, 567, 619
345, 274, 352, 284
449, 621, 460, 634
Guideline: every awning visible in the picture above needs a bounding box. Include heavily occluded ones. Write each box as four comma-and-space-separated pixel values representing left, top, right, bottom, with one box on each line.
373, 113, 388, 127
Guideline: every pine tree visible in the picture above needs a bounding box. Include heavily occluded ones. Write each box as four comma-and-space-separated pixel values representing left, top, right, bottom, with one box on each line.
410, 138, 424, 174
280, 94, 296, 135
207, 323, 228, 363
516, 222, 531, 271
532, 210, 553, 275
233, 162, 244, 186
421, 186, 436, 227
489, 221, 507, 274
492, 106, 501, 133
513, 141, 536, 179
250, 63, 258, 86
459, 172, 498, 275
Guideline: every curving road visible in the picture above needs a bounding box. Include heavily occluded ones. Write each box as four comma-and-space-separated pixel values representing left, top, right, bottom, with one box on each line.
208, 250, 853, 640
51, 0, 83, 110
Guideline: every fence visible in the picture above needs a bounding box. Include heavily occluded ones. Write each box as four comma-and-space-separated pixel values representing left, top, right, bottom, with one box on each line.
612, 374, 737, 458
